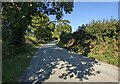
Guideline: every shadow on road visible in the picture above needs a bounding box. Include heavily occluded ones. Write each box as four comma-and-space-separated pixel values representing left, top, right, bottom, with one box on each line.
19, 45, 100, 83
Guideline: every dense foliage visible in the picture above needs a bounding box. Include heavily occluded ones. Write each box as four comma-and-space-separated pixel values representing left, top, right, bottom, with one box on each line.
2, 2, 74, 58
52, 19, 72, 41
59, 19, 119, 66
26, 12, 53, 43
2, 2, 74, 82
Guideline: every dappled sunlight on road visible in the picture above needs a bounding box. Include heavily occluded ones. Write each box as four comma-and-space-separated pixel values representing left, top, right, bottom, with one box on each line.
19, 43, 119, 83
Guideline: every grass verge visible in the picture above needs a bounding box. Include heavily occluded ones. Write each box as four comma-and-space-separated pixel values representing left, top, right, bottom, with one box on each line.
57, 42, 118, 67
2, 44, 41, 82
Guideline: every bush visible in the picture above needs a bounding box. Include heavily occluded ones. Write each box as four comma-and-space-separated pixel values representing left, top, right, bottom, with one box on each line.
58, 19, 119, 66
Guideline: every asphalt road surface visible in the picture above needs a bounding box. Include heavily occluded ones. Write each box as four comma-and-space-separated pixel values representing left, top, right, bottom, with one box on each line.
19, 41, 119, 83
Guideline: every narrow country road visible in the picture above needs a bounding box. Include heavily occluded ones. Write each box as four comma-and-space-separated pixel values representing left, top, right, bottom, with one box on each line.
19, 41, 119, 83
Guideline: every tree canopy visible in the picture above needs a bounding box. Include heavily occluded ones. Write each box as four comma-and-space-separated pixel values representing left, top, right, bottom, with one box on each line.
2, 2, 74, 58
52, 19, 72, 41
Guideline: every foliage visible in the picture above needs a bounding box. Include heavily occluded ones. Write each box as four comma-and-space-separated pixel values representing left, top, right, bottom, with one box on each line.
2, 2, 34, 58
36, 2, 74, 19
59, 18, 119, 66
27, 12, 53, 43
52, 19, 72, 41
2, 2, 74, 82
2, 2, 74, 58
60, 32, 72, 44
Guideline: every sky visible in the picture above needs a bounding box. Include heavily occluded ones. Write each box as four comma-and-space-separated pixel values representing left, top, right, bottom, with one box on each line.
49, 2, 118, 32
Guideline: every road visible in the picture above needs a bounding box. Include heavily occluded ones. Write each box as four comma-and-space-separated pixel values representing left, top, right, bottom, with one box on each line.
18, 41, 119, 83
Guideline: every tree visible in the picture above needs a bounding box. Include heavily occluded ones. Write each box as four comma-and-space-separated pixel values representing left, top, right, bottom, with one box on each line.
2, 2, 34, 46
2, 2, 74, 46
48, 21, 55, 31
27, 12, 52, 42
36, 2, 74, 20
2, 2, 74, 57
52, 19, 72, 41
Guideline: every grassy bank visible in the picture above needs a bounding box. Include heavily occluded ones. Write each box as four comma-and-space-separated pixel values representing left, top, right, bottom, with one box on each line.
2, 44, 41, 82
57, 41, 118, 67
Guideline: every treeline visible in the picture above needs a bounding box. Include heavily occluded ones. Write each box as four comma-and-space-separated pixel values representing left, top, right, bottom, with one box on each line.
59, 18, 119, 66
2, 2, 73, 58
52, 19, 72, 41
